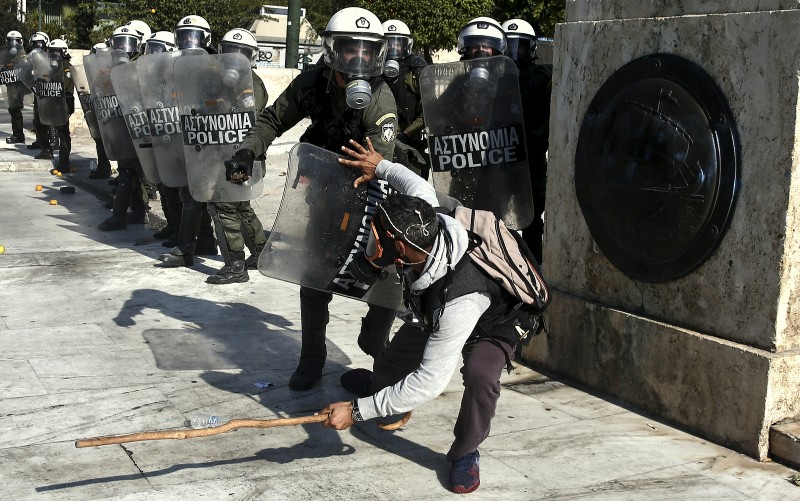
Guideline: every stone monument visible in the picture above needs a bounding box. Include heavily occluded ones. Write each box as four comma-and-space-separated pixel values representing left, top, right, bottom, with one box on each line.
525, 0, 800, 461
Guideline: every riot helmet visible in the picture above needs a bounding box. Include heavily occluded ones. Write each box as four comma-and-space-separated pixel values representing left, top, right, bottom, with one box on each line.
502, 19, 537, 63
144, 31, 177, 54
322, 7, 386, 109
6, 30, 23, 47
110, 26, 142, 56
175, 15, 211, 50
457, 17, 506, 60
382, 20, 412, 60
48, 38, 69, 59
91, 42, 109, 54
29, 31, 49, 50
124, 20, 152, 47
219, 28, 258, 67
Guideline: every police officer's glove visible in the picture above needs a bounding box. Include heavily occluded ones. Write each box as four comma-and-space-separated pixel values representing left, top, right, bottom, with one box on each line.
396, 131, 410, 145
225, 148, 255, 184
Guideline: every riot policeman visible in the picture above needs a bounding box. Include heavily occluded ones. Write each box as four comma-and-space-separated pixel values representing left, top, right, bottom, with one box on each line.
206, 28, 269, 285
98, 24, 151, 231
87, 42, 113, 179
3, 30, 28, 144
226, 6, 399, 390
503, 19, 551, 263
45, 39, 75, 172
157, 15, 218, 265
26, 31, 53, 157
381, 20, 428, 179
140, 31, 182, 242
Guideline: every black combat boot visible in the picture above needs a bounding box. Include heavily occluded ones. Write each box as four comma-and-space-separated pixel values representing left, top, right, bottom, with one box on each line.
159, 190, 201, 267
98, 213, 127, 231
289, 287, 332, 391
206, 253, 249, 285
245, 242, 266, 270
34, 149, 53, 160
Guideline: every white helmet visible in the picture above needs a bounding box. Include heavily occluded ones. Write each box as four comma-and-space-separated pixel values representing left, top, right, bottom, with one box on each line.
6, 31, 22, 44
175, 15, 211, 50
48, 38, 69, 57
111, 26, 142, 55
144, 31, 177, 54
91, 42, 109, 54
219, 28, 258, 67
382, 20, 412, 61
124, 20, 152, 44
322, 7, 386, 77
457, 17, 506, 58
502, 19, 536, 63
29, 31, 49, 50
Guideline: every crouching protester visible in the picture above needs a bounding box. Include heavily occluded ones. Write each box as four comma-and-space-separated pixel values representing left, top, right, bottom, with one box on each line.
320, 137, 531, 494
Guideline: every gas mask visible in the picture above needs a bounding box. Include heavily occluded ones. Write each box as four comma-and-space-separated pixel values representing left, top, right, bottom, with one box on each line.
345, 73, 372, 109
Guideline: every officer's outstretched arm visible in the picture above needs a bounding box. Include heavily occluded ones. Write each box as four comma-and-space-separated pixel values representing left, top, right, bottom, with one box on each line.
338, 137, 384, 187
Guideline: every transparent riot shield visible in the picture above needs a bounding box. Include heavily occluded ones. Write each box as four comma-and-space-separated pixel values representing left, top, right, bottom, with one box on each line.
27, 49, 68, 126
72, 64, 101, 140
175, 52, 264, 201
0, 45, 26, 85
420, 56, 533, 230
110, 61, 160, 184
84, 50, 137, 160
258, 143, 402, 310
137, 51, 187, 187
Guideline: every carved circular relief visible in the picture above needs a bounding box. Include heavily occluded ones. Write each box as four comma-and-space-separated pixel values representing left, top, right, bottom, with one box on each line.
575, 54, 740, 282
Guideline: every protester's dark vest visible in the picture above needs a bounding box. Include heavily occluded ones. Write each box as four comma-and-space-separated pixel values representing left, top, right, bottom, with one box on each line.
407, 250, 521, 347
297, 67, 382, 153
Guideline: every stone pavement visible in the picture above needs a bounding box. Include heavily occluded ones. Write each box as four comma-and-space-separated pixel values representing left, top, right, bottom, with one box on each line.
0, 114, 798, 500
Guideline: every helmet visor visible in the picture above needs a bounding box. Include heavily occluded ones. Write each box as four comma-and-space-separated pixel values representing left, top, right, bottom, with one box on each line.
460, 35, 504, 58
176, 28, 206, 49
220, 43, 256, 61
7, 38, 21, 47
144, 40, 167, 54
326, 36, 386, 77
111, 35, 139, 54
31, 39, 47, 49
505, 37, 535, 62
385, 35, 410, 60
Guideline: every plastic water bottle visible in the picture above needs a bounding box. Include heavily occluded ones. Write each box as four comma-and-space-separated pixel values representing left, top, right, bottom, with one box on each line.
189, 414, 230, 429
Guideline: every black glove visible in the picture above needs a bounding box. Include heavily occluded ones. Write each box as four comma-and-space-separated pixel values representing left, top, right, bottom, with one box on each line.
396, 131, 410, 144
225, 148, 255, 184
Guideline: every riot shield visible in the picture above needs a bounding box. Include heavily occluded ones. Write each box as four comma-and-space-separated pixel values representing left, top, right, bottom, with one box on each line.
72, 64, 101, 140
110, 61, 160, 184
137, 51, 187, 187
258, 143, 402, 310
84, 50, 137, 160
0, 45, 26, 85
420, 56, 533, 229
175, 52, 264, 201
27, 49, 68, 126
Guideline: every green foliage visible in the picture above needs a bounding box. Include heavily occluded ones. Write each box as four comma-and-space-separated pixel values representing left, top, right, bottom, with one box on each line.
491, 0, 565, 38
72, 1, 99, 49
0, 0, 24, 40
111, 0, 267, 47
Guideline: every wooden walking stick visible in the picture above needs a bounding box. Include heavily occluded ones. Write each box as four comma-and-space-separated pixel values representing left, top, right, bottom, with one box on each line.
75, 411, 413, 448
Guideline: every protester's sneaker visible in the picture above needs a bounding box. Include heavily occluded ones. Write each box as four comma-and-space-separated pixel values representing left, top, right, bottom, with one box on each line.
339, 368, 373, 397
449, 451, 480, 494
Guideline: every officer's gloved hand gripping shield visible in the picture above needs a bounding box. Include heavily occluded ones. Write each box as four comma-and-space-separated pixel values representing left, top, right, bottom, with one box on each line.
84, 49, 138, 160
420, 55, 533, 230
258, 143, 402, 309
72, 63, 102, 140
175, 52, 264, 202
136, 50, 187, 187
110, 60, 161, 185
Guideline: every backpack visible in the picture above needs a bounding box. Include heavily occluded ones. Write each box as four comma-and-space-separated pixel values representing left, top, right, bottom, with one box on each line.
452, 206, 551, 341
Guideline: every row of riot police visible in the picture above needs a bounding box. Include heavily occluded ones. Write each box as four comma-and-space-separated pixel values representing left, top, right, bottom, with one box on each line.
74, 17, 271, 287
1, 31, 76, 172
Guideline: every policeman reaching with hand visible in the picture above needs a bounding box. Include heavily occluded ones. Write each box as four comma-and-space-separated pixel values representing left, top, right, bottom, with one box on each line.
225, 7, 400, 391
